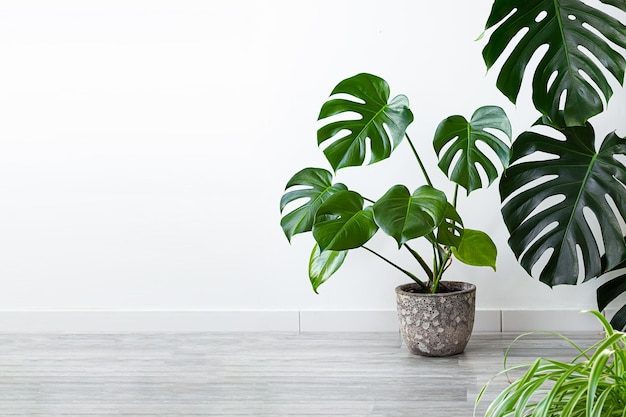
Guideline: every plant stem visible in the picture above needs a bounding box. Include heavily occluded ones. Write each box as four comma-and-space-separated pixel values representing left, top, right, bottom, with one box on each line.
361, 245, 429, 291
432, 243, 439, 284
405, 133, 433, 187
403, 243, 433, 282
431, 249, 450, 293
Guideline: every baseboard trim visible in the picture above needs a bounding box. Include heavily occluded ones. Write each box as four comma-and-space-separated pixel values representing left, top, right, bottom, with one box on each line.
0, 310, 300, 333
300, 310, 398, 332
501, 310, 605, 332
0, 309, 604, 333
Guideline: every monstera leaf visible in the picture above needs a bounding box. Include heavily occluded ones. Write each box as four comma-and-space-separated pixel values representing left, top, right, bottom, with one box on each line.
431, 202, 464, 248
312, 190, 378, 251
309, 244, 348, 294
500, 118, 626, 286
317, 73, 414, 171
452, 229, 497, 270
372, 185, 447, 247
483, 0, 626, 127
280, 168, 347, 241
434, 106, 512, 194
597, 256, 626, 331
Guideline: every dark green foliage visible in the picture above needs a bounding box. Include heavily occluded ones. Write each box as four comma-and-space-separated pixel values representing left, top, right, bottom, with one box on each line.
434, 106, 511, 194
281, 74, 509, 293
483, 0, 626, 127
500, 118, 626, 286
597, 257, 626, 331
372, 185, 447, 247
280, 168, 347, 242
317, 73, 413, 171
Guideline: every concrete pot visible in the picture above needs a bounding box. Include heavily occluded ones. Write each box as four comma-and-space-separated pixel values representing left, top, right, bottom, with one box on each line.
395, 281, 476, 357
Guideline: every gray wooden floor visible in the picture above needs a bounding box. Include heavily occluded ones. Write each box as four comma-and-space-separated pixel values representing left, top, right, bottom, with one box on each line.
0, 331, 601, 416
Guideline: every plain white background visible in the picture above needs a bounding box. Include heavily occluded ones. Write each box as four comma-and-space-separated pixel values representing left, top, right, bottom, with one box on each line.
0, 0, 624, 315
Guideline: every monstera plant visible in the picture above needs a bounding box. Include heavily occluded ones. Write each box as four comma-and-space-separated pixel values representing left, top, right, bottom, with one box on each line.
280, 73, 512, 294
481, 0, 626, 330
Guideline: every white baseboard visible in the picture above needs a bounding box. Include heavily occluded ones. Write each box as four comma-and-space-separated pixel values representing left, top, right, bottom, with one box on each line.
0, 309, 605, 333
0, 310, 300, 333
501, 310, 603, 332
475, 310, 502, 332
300, 310, 398, 332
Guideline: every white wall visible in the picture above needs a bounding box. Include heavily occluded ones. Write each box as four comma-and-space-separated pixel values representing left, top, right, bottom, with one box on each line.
0, 1, 624, 320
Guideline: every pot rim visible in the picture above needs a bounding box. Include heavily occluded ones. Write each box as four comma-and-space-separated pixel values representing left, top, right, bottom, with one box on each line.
395, 281, 476, 296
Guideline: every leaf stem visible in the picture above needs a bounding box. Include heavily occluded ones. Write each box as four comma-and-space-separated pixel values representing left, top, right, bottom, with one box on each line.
432, 249, 450, 293
432, 242, 439, 282
405, 133, 433, 187
453, 184, 459, 208
403, 243, 434, 282
361, 245, 429, 291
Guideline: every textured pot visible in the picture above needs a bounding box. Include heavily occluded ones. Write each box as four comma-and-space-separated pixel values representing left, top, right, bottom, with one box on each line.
395, 281, 476, 357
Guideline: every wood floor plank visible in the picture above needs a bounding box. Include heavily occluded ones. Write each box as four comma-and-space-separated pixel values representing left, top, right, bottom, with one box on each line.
0, 332, 601, 416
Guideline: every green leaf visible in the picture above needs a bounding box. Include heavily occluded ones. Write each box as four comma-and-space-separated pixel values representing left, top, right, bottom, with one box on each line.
483, 0, 626, 127
372, 185, 447, 247
452, 229, 497, 270
312, 190, 378, 251
308, 244, 348, 294
476, 312, 626, 417
500, 120, 626, 286
432, 203, 464, 248
601, 0, 626, 10
597, 257, 626, 331
434, 106, 512, 194
582, 310, 616, 337
608, 304, 626, 332
587, 347, 613, 417
317, 73, 414, 171
280, 168, 347, 241
597, 259, 626, 312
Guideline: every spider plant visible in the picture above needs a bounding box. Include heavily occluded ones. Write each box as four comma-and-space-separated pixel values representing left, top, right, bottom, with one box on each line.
475, 310, 626, 417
